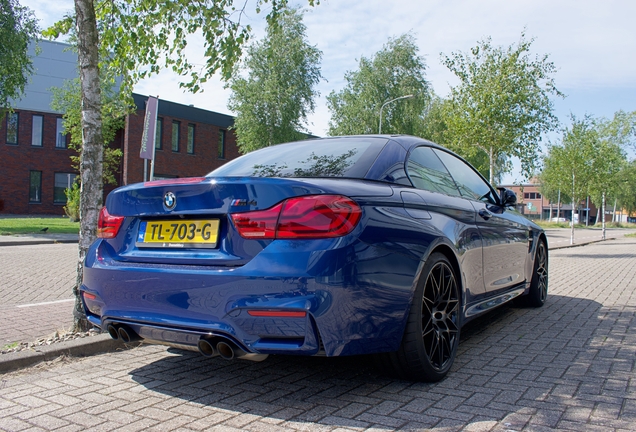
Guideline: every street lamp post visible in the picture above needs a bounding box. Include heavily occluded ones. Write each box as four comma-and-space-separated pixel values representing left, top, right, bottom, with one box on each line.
378, 94, 414, 134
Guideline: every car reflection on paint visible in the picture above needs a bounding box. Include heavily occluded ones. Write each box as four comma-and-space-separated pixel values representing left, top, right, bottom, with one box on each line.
82, 135, 548, 382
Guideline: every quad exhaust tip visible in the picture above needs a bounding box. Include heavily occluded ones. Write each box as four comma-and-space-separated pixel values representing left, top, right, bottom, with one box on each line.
197, 339, 218, 357
107, 324, 119, 340
106, 324, 140, 343
216, 341, 235, 360
118, 327, 134, 343
198, 338, 268, 362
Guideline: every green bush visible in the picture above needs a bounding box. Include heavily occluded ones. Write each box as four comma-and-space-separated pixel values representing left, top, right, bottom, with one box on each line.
64, 182, 80, 222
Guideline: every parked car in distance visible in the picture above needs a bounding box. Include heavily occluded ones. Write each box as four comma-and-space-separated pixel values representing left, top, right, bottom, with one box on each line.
550, 217, 568, 222
82, 135, 549, 382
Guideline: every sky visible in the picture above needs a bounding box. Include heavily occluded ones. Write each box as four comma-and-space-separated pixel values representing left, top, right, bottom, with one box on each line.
19, 0, 636, 183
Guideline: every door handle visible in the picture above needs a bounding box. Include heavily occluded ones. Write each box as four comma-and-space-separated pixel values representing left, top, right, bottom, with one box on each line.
479, 208, 492, 220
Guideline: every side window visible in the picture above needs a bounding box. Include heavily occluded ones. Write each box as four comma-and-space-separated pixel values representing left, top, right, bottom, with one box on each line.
29, 171, 42, 203
218, 129, 226, 159
6, 112, 18, 144
32, 115, 43, 146
171, 121, 180, 152
433, 149, 497, 204
155, 117, 163, 150
187, 124, 195, 154
54, 173, 77, 204
406, 146, 461, 197
56, 118, 67, 148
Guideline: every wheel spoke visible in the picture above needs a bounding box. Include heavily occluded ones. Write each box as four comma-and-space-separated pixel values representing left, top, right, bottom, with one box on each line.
421, 261, 459, 371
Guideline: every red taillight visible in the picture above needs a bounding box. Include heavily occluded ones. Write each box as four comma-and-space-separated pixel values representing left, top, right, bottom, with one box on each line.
231, 195, 361, 240
97, 207, 124, 239
82, 292, 97, 301
231, 202, 282, 239
247, 310, 307, 318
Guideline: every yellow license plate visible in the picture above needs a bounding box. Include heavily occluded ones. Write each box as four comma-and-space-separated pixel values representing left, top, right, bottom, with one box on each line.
138, 220, 219, 248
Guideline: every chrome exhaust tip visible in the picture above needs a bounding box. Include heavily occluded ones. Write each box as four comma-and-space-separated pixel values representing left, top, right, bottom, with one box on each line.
216, 341, 235, 360
107, 324, 119, 340
197, 339, 218, 357
216, 340, 269, 362
117, 326, 139, 343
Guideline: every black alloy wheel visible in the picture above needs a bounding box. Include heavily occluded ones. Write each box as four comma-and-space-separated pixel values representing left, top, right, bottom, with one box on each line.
375, 252, 461, 382
535, 241, 548, 303
518, 239, 548, 307
422, 259, 460, 372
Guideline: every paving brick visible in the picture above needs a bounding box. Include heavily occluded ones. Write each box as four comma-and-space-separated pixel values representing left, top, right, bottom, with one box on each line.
2, 235, 636, 431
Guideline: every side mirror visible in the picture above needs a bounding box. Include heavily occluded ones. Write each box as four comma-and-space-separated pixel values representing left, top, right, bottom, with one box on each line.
499, 188, 517, 207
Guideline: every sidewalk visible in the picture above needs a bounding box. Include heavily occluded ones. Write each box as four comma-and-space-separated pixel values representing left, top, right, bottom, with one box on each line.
0, 233, 78, 246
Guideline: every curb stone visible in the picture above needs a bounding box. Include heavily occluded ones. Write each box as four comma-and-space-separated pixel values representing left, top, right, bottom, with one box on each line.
0, 334, 128, 374
0, 239, 78, 247
549, 238, 608, 249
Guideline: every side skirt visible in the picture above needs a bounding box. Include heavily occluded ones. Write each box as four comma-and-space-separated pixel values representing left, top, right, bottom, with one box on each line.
464, 286, 526, 319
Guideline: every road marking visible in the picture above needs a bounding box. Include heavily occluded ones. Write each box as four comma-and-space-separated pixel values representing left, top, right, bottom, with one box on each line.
17, 299, 75, 308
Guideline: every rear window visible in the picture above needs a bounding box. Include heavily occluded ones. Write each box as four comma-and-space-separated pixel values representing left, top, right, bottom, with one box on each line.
209, 137, 387, 178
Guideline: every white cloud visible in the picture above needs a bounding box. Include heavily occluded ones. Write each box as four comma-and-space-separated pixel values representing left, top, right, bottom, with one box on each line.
20, 0, 636, 140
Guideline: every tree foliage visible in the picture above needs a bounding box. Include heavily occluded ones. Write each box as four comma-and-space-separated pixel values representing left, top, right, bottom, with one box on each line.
615, 160, 636, 217
0, 0, 39, 119
441, 32, 562, 185
541, 117, 596, 204
539, 117, 596, 241
51, 74, 127, 186
599, 110, 636, 151
539, 114, 628, 234
327, 34, 430, 136
44, 0, 317, 96
45, 0, 317, 331
228, 7, 322, 152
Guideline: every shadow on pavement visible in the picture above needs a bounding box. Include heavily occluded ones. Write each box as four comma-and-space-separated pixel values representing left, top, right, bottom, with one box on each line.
126, 294, 635, 429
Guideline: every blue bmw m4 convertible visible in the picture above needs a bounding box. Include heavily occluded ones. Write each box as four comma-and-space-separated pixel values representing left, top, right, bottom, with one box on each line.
82, 135, 548, 382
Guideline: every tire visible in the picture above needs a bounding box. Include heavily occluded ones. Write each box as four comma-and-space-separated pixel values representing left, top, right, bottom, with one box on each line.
377, 252, 461, 382
517, 239, 548, 307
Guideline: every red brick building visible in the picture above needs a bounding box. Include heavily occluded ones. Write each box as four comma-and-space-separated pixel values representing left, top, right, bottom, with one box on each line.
1, 40, 241, 216
122, 94, 239, 185
502, 183, 603, 223
0, 94, 240, 216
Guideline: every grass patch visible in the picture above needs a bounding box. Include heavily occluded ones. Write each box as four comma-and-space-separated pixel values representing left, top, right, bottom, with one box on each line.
0, 217, 79, 235
534, 221, 636, 229
2, 342, 19, 350
534, 221, 582, 229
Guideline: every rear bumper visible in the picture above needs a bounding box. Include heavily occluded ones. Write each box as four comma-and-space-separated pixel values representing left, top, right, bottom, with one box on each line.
82, 237, 420, 357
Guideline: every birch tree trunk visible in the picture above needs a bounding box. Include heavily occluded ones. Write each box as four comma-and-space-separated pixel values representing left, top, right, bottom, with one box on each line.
73, 0, 104, 332
601, 192, 606, 240
595, 207, 601, 226
570, 173, 575, 245
489, 146, 495, 186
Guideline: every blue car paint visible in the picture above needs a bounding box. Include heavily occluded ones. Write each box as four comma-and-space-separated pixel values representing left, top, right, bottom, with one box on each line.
82, 135, 544, 359
83, 209, 423, 356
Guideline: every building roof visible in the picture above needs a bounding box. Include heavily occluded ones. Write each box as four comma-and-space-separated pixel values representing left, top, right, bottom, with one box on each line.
132, 94, 234, 128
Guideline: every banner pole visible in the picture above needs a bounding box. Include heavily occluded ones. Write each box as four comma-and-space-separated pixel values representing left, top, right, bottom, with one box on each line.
149, 96, 159, 181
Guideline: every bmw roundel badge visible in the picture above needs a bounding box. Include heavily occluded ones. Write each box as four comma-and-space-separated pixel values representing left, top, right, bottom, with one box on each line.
163, 192, 176, 210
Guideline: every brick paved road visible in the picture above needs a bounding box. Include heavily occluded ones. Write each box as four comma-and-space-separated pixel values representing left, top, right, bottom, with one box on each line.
1, 229, 633, 346
1, 236, 635, 431
0, 244, 77, 344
